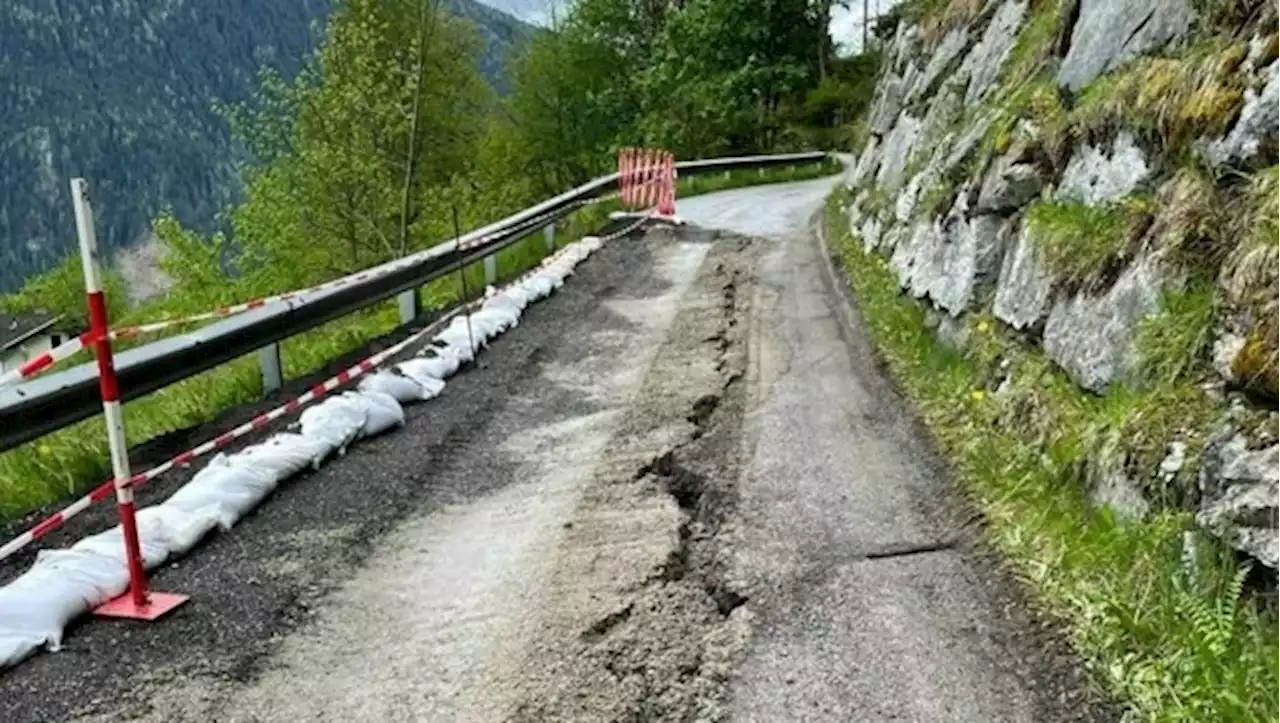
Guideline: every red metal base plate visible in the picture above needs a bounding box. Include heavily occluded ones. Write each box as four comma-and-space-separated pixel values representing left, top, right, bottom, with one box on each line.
94, 591, 189, 621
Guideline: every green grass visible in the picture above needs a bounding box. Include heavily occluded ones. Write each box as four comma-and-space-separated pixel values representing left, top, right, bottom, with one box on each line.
0, 160, 833, 521
1024, 197, 1152, 289
826, 191, 1278, 722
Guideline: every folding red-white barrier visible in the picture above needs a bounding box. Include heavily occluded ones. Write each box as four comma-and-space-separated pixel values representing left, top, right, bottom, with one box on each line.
616, 147, 677, 219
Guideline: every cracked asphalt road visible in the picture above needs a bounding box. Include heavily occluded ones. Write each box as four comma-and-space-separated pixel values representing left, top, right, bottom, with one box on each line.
0, 175, 1117, 722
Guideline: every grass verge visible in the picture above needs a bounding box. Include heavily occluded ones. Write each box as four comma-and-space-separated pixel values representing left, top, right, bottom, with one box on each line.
825, 191, 1278, 722
0, 160, 836, 521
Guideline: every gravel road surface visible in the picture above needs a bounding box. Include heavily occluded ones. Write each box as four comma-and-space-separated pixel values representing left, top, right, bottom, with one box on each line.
0, 176, 1117, 722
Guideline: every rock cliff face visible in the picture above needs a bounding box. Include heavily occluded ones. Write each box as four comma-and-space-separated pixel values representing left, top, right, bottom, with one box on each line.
844, 0, 1278, 567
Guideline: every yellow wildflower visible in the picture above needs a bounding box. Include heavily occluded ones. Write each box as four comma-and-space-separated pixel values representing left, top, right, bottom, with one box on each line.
970, 389, 986, 402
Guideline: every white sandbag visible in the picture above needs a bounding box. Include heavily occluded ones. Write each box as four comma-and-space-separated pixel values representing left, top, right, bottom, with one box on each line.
483, 291, 524, 320
299, 395, 366, 456
500, 284, 534, 309
345, 391, 404, 437
140, 504, 221, 556
414, 346, 460, 379
0, 549, 127, 654
463, 312, 503, 340
472, 307, 517, 335
72, 513, 174, 570
394, 360, 447, 399
165, 453, 280, 529
448, 316, 489, 349
236, 432, 332, 477
357, 370, 424, 404
520, 274, 554, 300
0, 631, 42, 669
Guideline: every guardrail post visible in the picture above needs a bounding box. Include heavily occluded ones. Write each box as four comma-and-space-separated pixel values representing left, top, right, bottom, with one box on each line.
259, 343, 283, 394
398, 289, 420, 324
72, 177, 188, 621
543, 223, 555, 252
484, 254, 497, 285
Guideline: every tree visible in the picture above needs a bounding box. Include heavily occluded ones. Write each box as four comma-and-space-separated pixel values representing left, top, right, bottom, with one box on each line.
640, 0, 822, 154
227, 0, 492, 294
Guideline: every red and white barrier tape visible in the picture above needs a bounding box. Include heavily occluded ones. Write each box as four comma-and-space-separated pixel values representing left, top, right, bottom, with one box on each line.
0, 331, 97, 390
0, 301, 474, 564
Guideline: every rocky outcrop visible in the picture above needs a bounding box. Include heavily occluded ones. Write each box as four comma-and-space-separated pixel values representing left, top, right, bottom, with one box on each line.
1042, 254, 1165, 392
1198, 431, 1279, 568
1087, 440, 1152, 521
993, 222, 1055, 331
1057, 0, 1196, 91
1057, 132, 1151, 205
876, 115, 923, 194
910, 28, 970, 104
843, 1, 1277, 567
1204, 60, 1279, 169
978, 157, 1044, 213
957, 0, 1028, 106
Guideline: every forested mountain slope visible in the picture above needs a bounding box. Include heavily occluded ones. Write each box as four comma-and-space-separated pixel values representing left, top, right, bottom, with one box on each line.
0, 0, 529, 292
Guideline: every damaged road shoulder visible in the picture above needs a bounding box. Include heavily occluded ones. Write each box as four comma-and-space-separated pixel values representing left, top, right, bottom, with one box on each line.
509, 228, 759, 723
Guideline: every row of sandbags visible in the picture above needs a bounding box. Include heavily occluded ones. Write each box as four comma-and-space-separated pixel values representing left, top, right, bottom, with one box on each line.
0, 236, 604, 669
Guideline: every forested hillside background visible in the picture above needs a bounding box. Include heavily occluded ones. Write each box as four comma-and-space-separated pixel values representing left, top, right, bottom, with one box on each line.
1, 0, 879, 312
0, 0, 531, 292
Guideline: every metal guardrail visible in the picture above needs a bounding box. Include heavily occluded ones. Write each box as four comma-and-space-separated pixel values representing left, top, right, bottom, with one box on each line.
0, 151, 829, 453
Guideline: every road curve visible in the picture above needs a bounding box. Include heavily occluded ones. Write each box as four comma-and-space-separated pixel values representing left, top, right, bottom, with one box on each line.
0, 175, 1116, 722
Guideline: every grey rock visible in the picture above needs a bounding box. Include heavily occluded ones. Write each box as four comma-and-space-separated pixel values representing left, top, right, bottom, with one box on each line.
869, 75, 905, 136
1212, 333, 1247, 385
1057, 0, 1195, 91
1198, 432, 1279, 568
1087, 441, 1151, 520
1042, 254, 1164, 392
935, 314, 971, 350
851, 135, 882, 186
920, 82, 964, 153
1159, 441, 1187, 482
876, 114, 923, 195
890, 190, 1008, 315
1204, 60, 1279, 168
909, 28, 970, 103
978, 160, 1043, 213
891, 23, 922, 74
957, 0, 1028, 106
944, 113, 994, 172
1058, 132, 1150, 205
880, 223, 909, 254
889, 218, 938, 289
993, 220, 1055, 330
859, 215, 885, 251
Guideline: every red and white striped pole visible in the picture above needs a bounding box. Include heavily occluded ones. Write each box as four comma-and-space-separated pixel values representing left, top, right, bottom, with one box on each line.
71, 178, 188, 621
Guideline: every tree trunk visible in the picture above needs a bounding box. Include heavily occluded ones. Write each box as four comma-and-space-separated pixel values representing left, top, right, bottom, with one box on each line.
398, 0, 432, 258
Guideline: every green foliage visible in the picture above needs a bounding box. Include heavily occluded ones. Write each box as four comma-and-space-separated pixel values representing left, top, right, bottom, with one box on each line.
1025, 197, 1151, 288
0, 0, 530, 294
1066, 42, 1247, 155
503, 0, 851, 177
0, 254, 128, 327
827, 194, 1279, 722
997, 0, 1069, 93
1138, 285, 1216, 387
